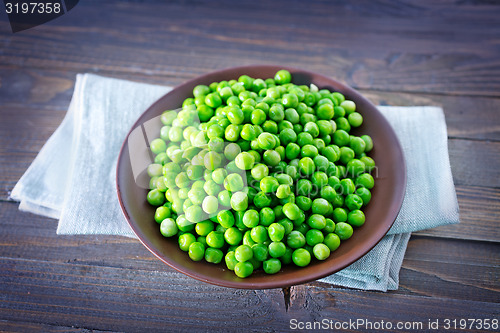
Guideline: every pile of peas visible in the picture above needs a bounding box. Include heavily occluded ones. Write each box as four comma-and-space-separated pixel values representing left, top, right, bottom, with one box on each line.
145, 69, 376, 278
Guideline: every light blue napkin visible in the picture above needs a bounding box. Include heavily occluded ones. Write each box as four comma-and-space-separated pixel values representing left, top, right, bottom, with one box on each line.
10, 74, 459, 291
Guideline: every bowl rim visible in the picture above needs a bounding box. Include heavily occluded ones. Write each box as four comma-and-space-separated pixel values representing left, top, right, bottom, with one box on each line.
116, 64, 407, 289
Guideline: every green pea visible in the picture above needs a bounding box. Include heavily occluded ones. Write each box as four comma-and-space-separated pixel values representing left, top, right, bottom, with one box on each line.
286, 230, 306, 249
284, 142, 300, 160
205, 248, 223, 264
340, 100, 356, 113
268, 222, 285, 242
268, 241, 286, 258
188, 242, 205, 261
356, 173, 375, 189
311, 198, 329, 215
258, 132, 277, 150
240, 124, 257, 141
243, 209, 260, 228
224, 173, 244, 192
297, 132, 313, 146
263, 258, 281, 274
254, 191, 273, 209
235, 244, 253, 262
361, 135, 374, 152
252, 244, 269, 262
340, 178, 356, 195
251, 225, 269, 243
282, 202, 301, 220
274, 69, 292, 85
349, 137, 366, 155
185, 205, 203, 223
154, 206, 171, 223
356, 187, 372, 205
230, 191, 248, 211
202, 195, 219, 215
259, 207, 275, 227
251, 163, 269, 181
217, 210, 235, 228
313, 243, 331, 260
147, 189, 165, 206
347, 209, 365, 227
224, 227, 243, 246
260, 176, 279, 193
225, 251, 238, 270
235, 151, 256, 170
218, 190, 231, 207
324, 233, 341, 252
234, 261, 253, 278
160, 218, 178, 237
206, 231, 224, 248
195, 220, 214, 236
345, 194, 364, 211
335, 222, 354, 240
307, 214, 326, 230
360, 156, 376, 172
178, 233, 196, 252
292, 248, 311, 267
306, 229, 324, 246
298, 157, 315, 176
333, 130, 350, 147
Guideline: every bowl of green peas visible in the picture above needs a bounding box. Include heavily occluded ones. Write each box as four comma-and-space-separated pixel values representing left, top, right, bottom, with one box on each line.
116, 65, 406, 289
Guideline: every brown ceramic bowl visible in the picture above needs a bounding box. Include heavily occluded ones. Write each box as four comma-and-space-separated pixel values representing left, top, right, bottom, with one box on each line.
116, 65, 406, 289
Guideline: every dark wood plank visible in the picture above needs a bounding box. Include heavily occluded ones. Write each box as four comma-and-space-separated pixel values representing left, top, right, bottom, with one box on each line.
0, 202, 498, 303
0, 257, 498, 332
0, 320, 114, 333
360, 90, 500, 142
1, 0, 500, 96
1, 67, 499, 142
415, 186, 500, 242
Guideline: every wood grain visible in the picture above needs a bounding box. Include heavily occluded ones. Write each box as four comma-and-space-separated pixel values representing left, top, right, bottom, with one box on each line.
0, 0, 498, 331
0, 257, 498, 332
1, 0, 500, 96
0, 202, 497, 303
1, 67, 499, 142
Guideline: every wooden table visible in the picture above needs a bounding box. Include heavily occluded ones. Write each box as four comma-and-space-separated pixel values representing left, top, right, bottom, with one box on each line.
1, 1, 499, 331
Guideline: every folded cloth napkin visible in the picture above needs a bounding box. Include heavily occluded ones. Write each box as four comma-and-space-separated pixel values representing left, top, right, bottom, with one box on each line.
10, 74, 459, 291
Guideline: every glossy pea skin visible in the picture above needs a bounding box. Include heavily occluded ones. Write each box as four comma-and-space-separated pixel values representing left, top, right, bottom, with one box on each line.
345, 194, 364, 211
347, 209, 366, 227
335, 222, 354, 240
274, 69, 292, 85
225, 251, 238, 270
205, 248, 224, 264
252, 244, 269, 261
263, 258, 281, 274
235, 244, 253, 262
160, 218, 178, 237
154, 206, 171, 223
286, 230, 306, 249
147, 70, 377, 279
188, 242, 205, 261
260, 207, 276, 226
292, 248, 311, 267
313, 243, 331, 260
268, 241, 287, 258
268, 222, 285, 242
147, 189, 165, 206
234, 261, 254, 278
243, 209, 260, 228
260, 176, 280, 193
251, 226, 269, 243
306, 229, 324, 246
178, 233, 196, 252
224, 227, 243, 246
230, 191, 249, 211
